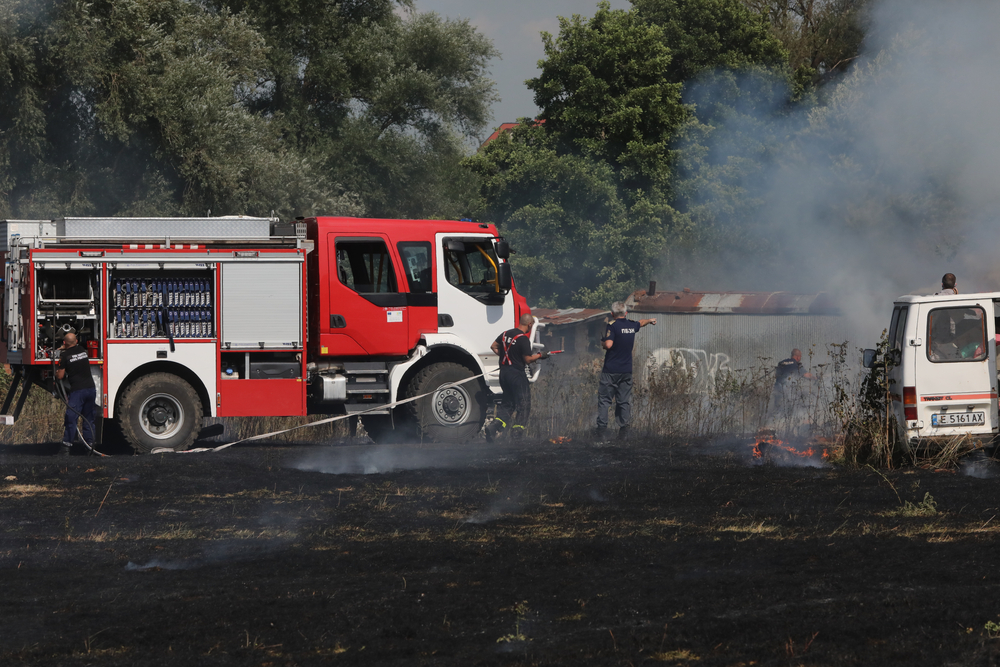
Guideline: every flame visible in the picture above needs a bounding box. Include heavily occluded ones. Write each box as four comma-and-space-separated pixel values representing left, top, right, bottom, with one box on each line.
753, 430, 834, 461
549, 436, 572, 444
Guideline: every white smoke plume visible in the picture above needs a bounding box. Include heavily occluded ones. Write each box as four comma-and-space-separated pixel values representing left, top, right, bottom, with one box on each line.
665, 0, 1000, 341
290, 444, 497, 475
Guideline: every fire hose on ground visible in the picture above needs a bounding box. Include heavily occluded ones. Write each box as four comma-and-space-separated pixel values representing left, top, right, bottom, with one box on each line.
151, 371, 492, 455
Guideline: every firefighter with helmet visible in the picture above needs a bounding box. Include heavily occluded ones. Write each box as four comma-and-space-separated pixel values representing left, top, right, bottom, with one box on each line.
486, 314, 548, 440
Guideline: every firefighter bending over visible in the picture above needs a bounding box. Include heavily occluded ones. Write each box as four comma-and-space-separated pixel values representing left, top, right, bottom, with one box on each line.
55, 333, 96, 456
487, 314, 548, 440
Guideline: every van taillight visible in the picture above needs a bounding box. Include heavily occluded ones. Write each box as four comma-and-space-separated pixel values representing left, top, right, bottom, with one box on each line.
903, 386, 917, 421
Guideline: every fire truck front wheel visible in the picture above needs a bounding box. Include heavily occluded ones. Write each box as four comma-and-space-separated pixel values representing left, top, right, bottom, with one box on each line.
119, 373, 203, 453
408, 362, 484, 443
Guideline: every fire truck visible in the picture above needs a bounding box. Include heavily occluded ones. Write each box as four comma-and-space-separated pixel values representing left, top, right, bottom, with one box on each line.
0, 216, 539, 452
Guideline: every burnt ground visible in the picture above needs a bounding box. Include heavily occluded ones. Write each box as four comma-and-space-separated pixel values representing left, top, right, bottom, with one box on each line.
3, 436, 1000, 667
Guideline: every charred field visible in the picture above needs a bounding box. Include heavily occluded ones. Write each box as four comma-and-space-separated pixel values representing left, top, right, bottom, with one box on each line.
3, 436, 1000, 666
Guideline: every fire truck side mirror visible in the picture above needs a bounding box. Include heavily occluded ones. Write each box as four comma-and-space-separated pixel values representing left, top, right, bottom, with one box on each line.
862, 348, 877, 368
495, 240, 510, 259
497, 263, 512, 292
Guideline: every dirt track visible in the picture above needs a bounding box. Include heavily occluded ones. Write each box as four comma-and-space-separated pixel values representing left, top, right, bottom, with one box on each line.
2, 436, 1000, 666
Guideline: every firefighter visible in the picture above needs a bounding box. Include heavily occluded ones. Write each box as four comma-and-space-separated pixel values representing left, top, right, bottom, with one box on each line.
595, 301, 656, 441
487, 314, 547, 440
55, 332, 96, 456
773, 348, 814, 413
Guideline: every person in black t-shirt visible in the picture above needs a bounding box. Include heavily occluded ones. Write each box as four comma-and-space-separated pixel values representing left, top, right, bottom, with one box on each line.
486, 314, 547, 440
56, 333, 96, 455
595, 301, 655, 441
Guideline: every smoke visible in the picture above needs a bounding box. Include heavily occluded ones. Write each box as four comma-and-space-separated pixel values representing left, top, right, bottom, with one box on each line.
959, 451, 999, 478
665, 0, 1000, 339
289, 444, 496, 475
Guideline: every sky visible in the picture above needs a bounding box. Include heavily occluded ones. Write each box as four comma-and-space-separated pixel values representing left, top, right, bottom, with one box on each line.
412, 0, 630, 136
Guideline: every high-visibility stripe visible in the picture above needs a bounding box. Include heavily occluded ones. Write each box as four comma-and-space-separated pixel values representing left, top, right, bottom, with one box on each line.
920, 392, 997, 401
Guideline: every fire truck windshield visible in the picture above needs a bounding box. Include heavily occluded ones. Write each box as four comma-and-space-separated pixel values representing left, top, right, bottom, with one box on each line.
443, 239, 505, 304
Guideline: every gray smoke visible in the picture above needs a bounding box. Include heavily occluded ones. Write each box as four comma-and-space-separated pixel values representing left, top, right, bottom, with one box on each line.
665, 0, 1000, 341
290, 444, 494, 475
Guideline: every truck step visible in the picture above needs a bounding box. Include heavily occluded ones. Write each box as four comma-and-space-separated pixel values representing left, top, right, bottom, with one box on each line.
345, 405, 390, 415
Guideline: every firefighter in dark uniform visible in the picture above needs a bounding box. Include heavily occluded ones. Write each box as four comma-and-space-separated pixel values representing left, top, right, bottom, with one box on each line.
55, 332, 96, 456
487, 314, 547, 440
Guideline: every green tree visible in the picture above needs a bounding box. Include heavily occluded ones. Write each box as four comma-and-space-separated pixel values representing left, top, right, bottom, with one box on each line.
0, 0, 498, 220
210, 0, 499, 218
469, 0, 789, 307
740, 0, 870, 88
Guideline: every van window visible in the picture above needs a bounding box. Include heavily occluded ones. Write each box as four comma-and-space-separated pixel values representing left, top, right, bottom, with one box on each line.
889, 306, 908, 355
927, 306, 986, 362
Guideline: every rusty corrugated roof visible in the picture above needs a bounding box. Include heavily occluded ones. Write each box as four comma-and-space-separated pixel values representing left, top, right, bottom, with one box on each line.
629, 289, 840, 315
532, 308, 610, 326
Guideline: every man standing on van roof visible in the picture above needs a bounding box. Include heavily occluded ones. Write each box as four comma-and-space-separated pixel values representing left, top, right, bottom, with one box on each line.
936, 273, 958, 295
595, 301, 656, 442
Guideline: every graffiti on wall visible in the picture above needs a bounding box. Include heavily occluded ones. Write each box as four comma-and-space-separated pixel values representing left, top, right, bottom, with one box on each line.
644, 347, 731, 393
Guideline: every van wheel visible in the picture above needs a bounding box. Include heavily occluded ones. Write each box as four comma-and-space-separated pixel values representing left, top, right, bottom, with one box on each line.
119, 373, 202, 453
407, 362, 484, 443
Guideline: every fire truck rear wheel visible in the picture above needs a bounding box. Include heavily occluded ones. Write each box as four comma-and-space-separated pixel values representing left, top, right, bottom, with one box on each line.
408, 362, 484, 443
119, 373, 203, 453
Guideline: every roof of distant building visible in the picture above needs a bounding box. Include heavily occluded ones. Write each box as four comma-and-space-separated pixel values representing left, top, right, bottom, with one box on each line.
628, 289, 840, 315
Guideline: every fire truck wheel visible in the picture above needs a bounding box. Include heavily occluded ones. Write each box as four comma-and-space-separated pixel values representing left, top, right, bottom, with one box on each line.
119, 373, 203, 453
408, 362, 484, 443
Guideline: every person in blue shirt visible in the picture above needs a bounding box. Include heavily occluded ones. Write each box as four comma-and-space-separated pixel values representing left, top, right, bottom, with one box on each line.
595, 301, 656, 441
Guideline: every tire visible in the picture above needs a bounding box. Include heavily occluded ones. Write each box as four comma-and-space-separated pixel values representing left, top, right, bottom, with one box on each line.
407, 362, 485, 444
118, 373, 203, 453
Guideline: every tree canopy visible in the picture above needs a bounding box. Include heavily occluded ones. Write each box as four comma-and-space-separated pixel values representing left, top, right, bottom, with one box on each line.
467, 0, 790, 307
0, 0, 497, 219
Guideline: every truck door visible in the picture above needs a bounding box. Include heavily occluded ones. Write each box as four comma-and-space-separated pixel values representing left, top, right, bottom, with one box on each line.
325, 235, 409, 357
914, 302, 997, 438
436, 235, 513, 357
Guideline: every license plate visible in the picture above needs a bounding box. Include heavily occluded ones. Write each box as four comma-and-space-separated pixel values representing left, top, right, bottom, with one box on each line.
931, 411, 986, 426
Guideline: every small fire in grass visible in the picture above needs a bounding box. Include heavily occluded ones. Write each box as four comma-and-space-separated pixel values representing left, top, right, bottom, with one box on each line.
752, 429, 838, 465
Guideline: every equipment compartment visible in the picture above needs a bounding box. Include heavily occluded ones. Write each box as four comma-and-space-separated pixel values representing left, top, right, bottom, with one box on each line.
108, 269, 215, 340
34, 267, 100, 360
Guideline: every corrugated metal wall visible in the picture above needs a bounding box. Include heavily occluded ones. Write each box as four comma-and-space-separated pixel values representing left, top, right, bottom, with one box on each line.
634, 313, 871, 388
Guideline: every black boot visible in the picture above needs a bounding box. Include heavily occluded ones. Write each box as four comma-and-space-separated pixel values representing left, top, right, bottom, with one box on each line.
58, 442, 72, 457
485, 418, 506, 443
592, 427, 609, 442
617, 425, 631, 441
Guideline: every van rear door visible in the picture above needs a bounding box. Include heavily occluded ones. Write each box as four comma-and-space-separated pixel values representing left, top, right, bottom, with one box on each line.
914, 301, 997, 439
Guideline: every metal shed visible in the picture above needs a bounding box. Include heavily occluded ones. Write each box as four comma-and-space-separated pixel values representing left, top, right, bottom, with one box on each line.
627, 288, 868, 390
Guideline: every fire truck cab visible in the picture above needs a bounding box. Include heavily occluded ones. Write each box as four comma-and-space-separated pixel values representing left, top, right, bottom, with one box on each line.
0, 216, 536, 453
865, 292, 1000, 447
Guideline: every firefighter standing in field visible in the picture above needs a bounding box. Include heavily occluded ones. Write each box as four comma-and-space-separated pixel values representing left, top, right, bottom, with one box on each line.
772, 348, 814, 413
595, 301, 656, 441
55, 332, 95, 456
487, 314, 548, 440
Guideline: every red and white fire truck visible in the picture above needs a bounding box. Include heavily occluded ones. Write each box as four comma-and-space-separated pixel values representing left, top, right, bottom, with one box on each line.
0, 216, 539, 452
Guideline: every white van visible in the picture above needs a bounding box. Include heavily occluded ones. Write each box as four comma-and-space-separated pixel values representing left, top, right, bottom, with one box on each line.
864, 292, 999, 446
